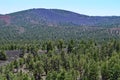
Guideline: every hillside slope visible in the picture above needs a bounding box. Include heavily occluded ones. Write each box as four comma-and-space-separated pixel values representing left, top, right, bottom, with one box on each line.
0, 8, 120, 41
0, 8, 120, 26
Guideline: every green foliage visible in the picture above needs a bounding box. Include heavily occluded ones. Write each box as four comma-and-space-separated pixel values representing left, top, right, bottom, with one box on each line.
0, 25, 120, 43
0, 40, 120, 80
47, 41, 54, 52
0, 50, 7, 60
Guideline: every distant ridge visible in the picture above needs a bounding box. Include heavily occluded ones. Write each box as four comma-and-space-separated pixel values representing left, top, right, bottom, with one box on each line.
0, 8, 120, 27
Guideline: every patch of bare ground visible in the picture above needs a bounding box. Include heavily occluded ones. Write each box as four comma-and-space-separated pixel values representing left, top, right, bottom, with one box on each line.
0, 50, 21, 66
16, 26, 25, 34
108, 28, 120, 35
0, 15, 11, 25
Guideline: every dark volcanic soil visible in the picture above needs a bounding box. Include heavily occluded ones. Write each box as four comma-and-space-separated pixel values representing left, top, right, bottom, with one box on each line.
0, 50, 21, 66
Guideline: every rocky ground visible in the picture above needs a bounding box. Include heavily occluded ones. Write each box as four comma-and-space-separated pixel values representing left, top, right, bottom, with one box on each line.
0, 50, 21, 66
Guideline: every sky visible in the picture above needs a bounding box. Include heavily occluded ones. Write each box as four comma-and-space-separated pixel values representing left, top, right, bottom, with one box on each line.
0, 0, 120, 16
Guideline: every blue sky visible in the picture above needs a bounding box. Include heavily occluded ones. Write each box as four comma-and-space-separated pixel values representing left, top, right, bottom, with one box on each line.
0, 0, 120, 16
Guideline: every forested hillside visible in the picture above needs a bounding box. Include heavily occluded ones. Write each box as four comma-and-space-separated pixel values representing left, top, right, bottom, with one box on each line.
0, 8, 120, 41
1, 8, 120, 26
